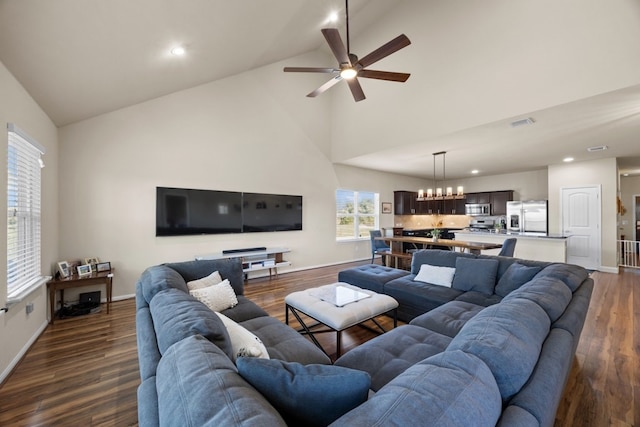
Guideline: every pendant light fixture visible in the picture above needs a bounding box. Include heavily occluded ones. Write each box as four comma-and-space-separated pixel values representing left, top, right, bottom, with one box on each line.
417, 152, 465, 202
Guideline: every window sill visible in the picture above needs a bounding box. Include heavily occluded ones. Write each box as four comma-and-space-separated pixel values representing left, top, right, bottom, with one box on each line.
7, 276, 51, 307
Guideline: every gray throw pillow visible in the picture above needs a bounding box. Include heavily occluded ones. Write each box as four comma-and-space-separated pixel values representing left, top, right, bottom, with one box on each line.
452, 257, 499, 295
237, 357, 370, 427
495, 262, 542, 297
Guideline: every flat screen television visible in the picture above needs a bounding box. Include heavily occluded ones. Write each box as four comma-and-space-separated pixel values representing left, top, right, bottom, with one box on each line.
155, 187, 302, 236
242, 192, 303, 232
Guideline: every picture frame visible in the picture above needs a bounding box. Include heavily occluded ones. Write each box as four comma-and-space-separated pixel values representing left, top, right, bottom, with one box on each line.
96, 261, 112, 273
77, 264, 92, 277
85, 257, 99, 266
57, 261, 70, 278
381, 202, 392, 214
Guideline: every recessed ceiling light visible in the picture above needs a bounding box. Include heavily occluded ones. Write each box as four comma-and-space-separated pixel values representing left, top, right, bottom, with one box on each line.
623, 173, 629, 177
563, 157, 574, 162
328, 11, 339, 23
170, 46, 186, 56
471, 169, 479, 174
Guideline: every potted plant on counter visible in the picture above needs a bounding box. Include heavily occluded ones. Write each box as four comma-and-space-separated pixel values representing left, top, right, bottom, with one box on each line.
430, 228, 442, 242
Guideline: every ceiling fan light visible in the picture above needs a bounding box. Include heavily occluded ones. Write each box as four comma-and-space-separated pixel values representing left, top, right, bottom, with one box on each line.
340, 68, 357, 79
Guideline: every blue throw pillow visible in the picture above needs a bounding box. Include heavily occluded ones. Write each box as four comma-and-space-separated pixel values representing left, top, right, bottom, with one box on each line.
451, 257, 499, 295
237, 357, 371, 427
495, 262, 542, 297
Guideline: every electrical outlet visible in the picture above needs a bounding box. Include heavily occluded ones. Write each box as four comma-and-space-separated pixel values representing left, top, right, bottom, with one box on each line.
26, 303, 34, 315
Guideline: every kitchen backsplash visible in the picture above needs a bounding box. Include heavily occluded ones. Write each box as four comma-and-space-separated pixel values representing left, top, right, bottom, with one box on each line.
394, 215, 471, 230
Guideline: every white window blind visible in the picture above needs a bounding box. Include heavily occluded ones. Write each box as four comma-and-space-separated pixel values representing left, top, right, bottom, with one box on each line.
7, 124, 45, 301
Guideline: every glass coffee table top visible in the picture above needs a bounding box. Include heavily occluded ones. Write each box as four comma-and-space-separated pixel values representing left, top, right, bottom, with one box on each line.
309, 284, 371, 307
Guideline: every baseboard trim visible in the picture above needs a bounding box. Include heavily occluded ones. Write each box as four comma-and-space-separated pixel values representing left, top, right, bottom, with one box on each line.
0, 319, 48, 385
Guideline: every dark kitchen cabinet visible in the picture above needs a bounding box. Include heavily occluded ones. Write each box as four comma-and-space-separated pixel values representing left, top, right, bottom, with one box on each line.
394, 191, 417, 215
490, 191, 514, 216
443, 198, 466, 215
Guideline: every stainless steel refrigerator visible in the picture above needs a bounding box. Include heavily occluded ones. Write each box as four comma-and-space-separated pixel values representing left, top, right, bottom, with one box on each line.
506, 200, 548, 234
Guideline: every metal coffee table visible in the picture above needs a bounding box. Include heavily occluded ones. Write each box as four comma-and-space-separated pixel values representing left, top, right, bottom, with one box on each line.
285, 282, 398, 358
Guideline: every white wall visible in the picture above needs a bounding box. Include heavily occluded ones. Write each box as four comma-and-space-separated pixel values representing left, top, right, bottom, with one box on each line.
548, 157, 618, 270
0, 61, 59, 382
57, 54, 428, 300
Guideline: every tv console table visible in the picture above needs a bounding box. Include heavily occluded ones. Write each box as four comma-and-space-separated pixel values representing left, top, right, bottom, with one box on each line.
196, 247, 291, 280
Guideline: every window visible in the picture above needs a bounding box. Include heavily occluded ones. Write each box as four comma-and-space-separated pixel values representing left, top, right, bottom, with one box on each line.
7, 124, 46, 302
336, 189, 379, 240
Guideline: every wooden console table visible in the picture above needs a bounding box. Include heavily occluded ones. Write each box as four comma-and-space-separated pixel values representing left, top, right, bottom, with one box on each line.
47, 271, 114, 324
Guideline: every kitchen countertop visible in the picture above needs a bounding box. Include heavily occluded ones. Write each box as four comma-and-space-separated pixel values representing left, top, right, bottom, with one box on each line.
457, 230, 570, 239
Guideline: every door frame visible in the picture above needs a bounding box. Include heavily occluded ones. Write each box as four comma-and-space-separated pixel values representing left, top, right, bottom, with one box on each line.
560, 185, 602, 270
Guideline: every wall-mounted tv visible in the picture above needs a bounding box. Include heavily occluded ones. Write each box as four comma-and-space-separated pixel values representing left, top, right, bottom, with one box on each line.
156, 187, 302, 236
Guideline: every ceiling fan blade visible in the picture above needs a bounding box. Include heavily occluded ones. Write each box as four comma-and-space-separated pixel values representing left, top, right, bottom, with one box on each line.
284, 67, 338, 73
321, 28, 351, 66
346, 77, 366, 102
357, 34, 411, 69
307, 76, 343, 98
358, 69, 410, 82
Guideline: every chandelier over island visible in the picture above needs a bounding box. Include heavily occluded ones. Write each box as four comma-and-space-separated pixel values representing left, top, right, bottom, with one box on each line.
417, 151, 465, 202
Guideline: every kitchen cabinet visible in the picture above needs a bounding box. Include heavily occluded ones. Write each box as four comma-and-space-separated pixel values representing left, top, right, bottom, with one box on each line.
490, 191, 514, 216
394, 191, 417, 215
443, 198, 466, 215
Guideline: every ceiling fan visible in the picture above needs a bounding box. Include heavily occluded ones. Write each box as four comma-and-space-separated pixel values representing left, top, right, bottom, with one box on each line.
284, 0, 411, 102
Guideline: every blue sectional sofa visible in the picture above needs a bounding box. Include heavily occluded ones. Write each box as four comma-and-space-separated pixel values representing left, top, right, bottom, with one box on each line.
135, 258, 332, 426
136, 251, 593, 426
333, 249, 593, 426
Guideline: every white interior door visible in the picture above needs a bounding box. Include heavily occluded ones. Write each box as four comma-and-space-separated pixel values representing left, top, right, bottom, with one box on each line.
561, 186, 601, 270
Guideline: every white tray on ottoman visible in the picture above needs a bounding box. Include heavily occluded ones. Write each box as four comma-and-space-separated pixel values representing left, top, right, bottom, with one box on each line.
285, 282, 399, 358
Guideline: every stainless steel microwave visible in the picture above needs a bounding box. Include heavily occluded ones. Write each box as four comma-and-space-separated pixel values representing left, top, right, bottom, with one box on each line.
465, 203, 491, 216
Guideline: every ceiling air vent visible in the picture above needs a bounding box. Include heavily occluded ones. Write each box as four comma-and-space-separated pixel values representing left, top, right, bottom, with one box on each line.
587, 145, 608, 152
510, 117, 535, 128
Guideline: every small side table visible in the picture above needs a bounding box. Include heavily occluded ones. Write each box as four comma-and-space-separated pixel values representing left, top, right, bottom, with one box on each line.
46, 270, 114, 324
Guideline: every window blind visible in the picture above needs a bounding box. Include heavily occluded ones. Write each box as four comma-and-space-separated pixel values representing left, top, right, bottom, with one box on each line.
7, 124, 45, 300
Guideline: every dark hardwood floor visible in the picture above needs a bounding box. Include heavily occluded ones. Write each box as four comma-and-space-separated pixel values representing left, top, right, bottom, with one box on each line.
0, 260, 637, 426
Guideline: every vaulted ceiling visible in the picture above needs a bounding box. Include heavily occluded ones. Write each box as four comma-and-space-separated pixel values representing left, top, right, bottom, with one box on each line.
1, 0, 639, 178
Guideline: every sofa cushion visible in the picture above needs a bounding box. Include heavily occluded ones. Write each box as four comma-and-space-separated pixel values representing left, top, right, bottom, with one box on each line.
447, 298, 550, 400
330, 350, 502, 427
237, 358, 370, 427
409, 301, 485, 338
165, 258, 245, 295
334, 324, 452, 391
452, 257, 499, 295
136, 307, 161, 381
533, 263, 589, 292
495, 262, 542, 297
221, 296, 269, 323
504, 276, 572, 322
240, 316, 331, 365
189, 279, 238, 312
137, 376, 159, 427
411, 249, 474, 273
138, 265, 188, 306
385, 276, 463, 316
337, 264, 410, 293
414, 264, 455, 287
156, 335, 286, 427
150, 288, 233, 359
454, 291, 502, 307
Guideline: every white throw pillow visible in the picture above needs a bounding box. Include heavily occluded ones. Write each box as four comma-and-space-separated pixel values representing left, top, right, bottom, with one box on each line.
189, 279, 238, 312
414, 264, 456, 287
187, 270, 223, 291
214, 312, 270, 361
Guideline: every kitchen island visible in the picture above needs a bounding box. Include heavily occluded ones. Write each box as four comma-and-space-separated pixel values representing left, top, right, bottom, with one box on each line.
455, 231, 569, 263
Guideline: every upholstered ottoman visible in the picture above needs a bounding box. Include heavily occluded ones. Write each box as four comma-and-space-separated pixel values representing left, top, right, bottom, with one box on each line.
338, 264, 410, 293
285, 283, 398, 358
